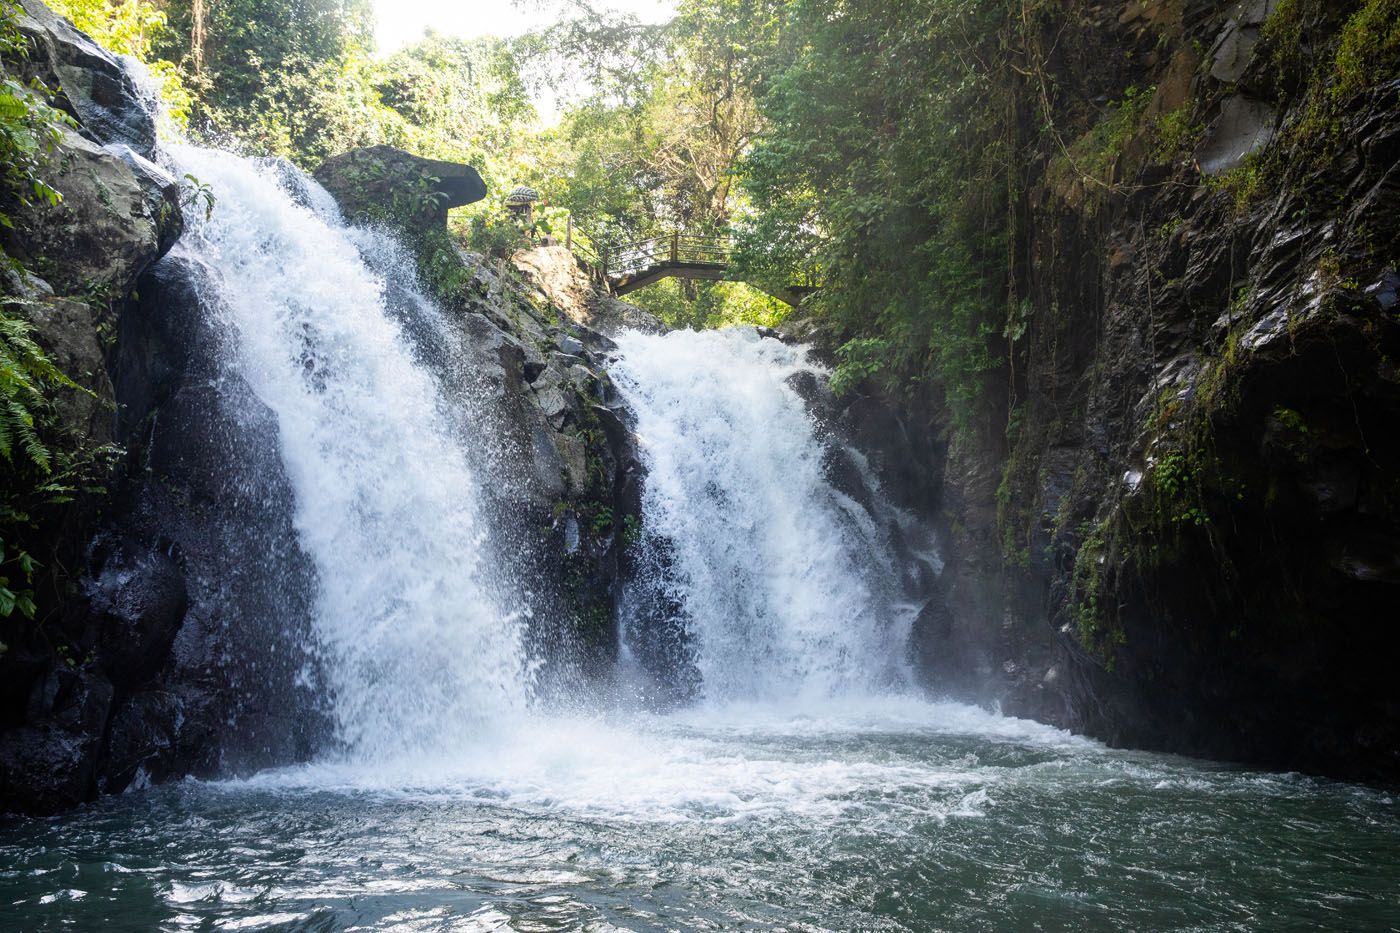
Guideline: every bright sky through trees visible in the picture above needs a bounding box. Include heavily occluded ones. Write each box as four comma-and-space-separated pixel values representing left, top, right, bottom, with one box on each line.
374, 0, 676, 53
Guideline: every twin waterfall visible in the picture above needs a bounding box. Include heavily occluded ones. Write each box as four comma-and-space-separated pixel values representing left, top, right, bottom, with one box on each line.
16, 71, 1398, 933
173, 146, 920, 763
14, 42, 1400, 932
611, 329, 915, 703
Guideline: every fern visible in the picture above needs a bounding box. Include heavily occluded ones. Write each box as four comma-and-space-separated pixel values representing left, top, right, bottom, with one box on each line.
0, 299, 85, 474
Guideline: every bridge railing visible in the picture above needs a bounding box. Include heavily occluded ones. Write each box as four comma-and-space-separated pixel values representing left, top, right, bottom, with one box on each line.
601, 232, 733, 279
568, 226, 818, 306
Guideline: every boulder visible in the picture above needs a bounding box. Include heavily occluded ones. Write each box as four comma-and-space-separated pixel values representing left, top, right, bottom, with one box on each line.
513, 244, 664, 336
0, 667, 113, 812
313, 146, 486, 231
100, 689, 184, 793
8, 282, 115, 441
14, 0, 159, 157
1196, 96, 1276, 175
1206, 0, 1277, 85
0, 128, 182, 295
85, 537, 189, 688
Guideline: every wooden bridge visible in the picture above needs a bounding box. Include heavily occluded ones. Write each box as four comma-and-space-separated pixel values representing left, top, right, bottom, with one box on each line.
572, 229, 815, 308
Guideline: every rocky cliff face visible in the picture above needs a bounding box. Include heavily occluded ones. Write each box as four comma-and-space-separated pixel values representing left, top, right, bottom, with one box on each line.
0, 1, 656, 813
312, 148, 660, 683
0, 0, 194, 813
857, 0, 1400, 779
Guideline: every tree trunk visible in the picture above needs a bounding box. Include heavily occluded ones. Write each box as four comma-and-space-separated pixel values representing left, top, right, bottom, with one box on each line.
191, 0, 206, 76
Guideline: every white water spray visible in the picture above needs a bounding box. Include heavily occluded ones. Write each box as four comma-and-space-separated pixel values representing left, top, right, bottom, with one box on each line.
611, 327, 915, 702
158, 148, 1089, 844
160, 142, 918, 773
169, 146, 533, 759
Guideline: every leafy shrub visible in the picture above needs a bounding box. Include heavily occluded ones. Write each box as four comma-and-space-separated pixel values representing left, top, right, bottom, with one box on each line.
0, 1, 71, 227
1332, 0, 1400, 100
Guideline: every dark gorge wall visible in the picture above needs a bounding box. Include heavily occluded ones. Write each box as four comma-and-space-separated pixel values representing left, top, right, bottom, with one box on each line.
845, 0, 1400, 778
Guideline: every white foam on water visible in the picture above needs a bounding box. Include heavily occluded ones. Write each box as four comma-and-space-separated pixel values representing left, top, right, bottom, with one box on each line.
226, 694, 1099, 825
174, 150, 1092, 812
666, 693, 1095, 747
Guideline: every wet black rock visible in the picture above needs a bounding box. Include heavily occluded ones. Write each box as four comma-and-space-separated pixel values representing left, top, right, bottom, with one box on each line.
87, 538, 188, 688
0, 668, 112, 813
0, 0, 199, 815
884, 0, 1400, 778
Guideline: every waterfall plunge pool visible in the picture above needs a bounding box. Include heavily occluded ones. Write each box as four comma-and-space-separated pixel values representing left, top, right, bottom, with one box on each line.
7, 138, 1396, 931
3, 695, 1398, 930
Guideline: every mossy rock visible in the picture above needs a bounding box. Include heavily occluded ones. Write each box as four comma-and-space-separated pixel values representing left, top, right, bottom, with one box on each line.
314, 146, 486, 233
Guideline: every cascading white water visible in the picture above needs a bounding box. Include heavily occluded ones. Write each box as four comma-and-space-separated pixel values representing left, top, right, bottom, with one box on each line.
158, 141, 913, 771
610, 327, 915, 703
167, 145, 533, 759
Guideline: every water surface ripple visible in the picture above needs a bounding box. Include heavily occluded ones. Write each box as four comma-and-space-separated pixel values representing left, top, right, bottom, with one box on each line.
3, 698, 1397, 931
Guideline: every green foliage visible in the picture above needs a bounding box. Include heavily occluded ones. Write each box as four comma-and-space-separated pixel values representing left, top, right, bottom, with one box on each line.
6, 334, 97, 434
1213, 157, 1266, 213
0, 0, 72, 230
415, 224, 478, 303
145, 0, 390, 162
628, 278, 790, 331
589, 505, 614, 537
829, 337, 888, 397
500, 0, 766, 281
1262, 0, 1307, 82
1049, 86, 1153, 193
1152, 104, 1200, 159
180, 172, 215, 221
379, 32, 534, 157
0, 1, 76, 480
549, 95, 666, 242
1270, 405, 1309, 436
1069, 517, 1123, 661
0, 75, 66, 223
463, 209, 523, 258
736, 0, 1020, 434
1152, 453, 1209, 528
0, 2, 123, 636
0, 310, 76, 472
1332, 0, 1400, 100
377, 32, 540, 198
507, 0, 769, 327
621, 513, 641, 547
46, 0, 1399, 410
0, 296, 100, 628
1258, 0, 1400, 172
48, 0, 785, 323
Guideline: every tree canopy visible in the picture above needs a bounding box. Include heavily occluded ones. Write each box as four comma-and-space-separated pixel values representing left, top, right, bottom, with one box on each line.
44, 0, 1035, 394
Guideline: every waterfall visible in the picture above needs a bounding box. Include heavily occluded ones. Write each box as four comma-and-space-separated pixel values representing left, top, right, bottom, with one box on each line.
166, 146, 534, 760
610, 327, 920, 703
148, 142, 921, 773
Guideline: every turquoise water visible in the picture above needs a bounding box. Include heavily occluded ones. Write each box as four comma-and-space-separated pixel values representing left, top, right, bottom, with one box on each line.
3, 699, 1397, 931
